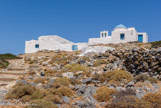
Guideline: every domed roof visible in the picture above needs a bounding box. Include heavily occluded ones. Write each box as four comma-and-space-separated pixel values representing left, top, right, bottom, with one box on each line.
115, 24, 126, 28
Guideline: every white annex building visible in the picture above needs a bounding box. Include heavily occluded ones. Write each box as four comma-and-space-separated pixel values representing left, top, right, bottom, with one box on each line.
25, 24, 148, 53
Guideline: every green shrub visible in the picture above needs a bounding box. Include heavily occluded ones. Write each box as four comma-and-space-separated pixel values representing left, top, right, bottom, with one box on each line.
99, 70, 132, 85
52, 77, 70, 88
27, 99, 58, 108
0, 53, 19, 60
93, 86, 116, 102
0, 59, 9, 69
150, 40, 161, 48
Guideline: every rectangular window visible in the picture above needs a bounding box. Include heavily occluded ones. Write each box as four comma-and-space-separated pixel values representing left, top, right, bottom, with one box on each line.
72, 45, 78, 50
120, 34, 125, 40
35, 44, 39, 48
105, 33, 106, 37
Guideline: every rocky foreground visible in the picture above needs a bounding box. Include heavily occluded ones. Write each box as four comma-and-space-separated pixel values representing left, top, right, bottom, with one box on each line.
1, 42, 161, 108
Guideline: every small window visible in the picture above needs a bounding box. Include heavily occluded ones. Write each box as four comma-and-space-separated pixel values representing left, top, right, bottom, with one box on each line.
105, 33, 106, 37
102, 33, 104, 37
35, 44, 39, 48
120, 34, 125, 40
72, 45, 78, 50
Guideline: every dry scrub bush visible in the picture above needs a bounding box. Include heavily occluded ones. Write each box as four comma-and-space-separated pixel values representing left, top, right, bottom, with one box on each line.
44, 69, 65, 77
142, 93, 161, 108
49, 53, 76, 66
49, 87, 74, 97
52, 77, 70, 88
28, 99, 58, 108
64, 64, 90, 72
77, 56, 90, 63
57, 87, 74, 97
5, 84, 37, 99
99, 70, 132, 85
106, 96, 151, 108
44, 69, 57, 76
44, 94, 61, 104
70, 78, 81, 85
93, 86, 115, 102
113, 89, 136, 99
134, 74, 158, 83
5, 83, 48, 102
93, 59, 108, 67
34, 77, 48, 84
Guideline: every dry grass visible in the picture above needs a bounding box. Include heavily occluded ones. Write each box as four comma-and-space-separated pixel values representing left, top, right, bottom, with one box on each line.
106, 96, 151, 108
49, 86, 74, 97
93, 86, 116, 102
52, 77, 70, 88
64, 64, 90, 72
142, 93, 161, 108
93, 59, 108, 67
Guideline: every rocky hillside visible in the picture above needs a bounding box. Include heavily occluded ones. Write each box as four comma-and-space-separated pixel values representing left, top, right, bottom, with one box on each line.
1, 42, 161, 108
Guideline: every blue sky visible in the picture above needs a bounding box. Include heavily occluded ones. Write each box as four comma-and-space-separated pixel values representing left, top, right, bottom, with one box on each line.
0, 0, 161, 54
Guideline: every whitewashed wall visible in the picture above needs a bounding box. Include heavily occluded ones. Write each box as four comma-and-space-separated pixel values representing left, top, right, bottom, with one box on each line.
138, 32, 148, 43
25, 40, 40, 53
75, 43, 88, 50
88, 37, 112, 45
25, 36, 88, 53
111, 28, 138, 44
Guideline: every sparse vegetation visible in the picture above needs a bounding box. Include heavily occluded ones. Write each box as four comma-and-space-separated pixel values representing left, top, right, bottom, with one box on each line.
49, 86, 74, 97
64, 64, 90, 72
28, 99, 58, 108
143, 93, 161, 108
34, 77, 48, 84
93, 59, 108, 67
0, 53, 19, 60
93, 86, 116, 102
106, 96, 151, 108
52, 77, 70, 88
0, 58, 9, 69
44, 94, 61, 104
134, 74, 158, 83
99, 70, 132, 85
150, 40, 161, 48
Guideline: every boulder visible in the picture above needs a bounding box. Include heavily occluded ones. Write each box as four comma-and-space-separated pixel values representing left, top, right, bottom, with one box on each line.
62, 96, 70, 103
82, 77, 93, 84
62, 72, 73, 78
